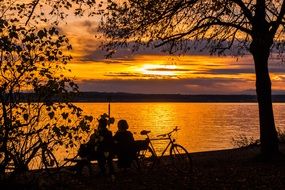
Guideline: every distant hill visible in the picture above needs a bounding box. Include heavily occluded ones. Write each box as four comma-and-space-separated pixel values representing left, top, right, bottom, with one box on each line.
69, 92, 285, 103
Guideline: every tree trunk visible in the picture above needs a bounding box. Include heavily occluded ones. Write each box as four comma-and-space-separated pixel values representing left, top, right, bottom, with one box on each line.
250, 40, 279, 156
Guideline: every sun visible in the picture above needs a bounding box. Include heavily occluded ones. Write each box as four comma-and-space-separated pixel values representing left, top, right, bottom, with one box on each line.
140, 64, 179, 76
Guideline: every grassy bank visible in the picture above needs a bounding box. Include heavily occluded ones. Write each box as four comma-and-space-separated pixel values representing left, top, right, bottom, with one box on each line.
1, 144, 285, 190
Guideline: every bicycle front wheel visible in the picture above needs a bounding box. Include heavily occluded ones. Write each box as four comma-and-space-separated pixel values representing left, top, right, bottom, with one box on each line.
170, 144, 192, 173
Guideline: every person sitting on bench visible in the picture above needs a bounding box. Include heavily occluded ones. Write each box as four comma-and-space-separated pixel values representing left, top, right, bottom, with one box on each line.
113, 119, 136, 169
76, 116, 114, 176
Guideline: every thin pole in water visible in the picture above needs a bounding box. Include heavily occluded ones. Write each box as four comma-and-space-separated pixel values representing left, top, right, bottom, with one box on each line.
107, 96, 111, 127
108, 101, 110, 117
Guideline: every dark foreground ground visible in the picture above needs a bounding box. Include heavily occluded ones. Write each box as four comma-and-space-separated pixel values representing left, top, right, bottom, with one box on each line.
2, 144, 285, 190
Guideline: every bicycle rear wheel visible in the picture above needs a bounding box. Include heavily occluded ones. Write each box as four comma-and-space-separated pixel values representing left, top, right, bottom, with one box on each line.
137, 146, 156, 172
41, 148, 59, 172
170, 144, 192, 173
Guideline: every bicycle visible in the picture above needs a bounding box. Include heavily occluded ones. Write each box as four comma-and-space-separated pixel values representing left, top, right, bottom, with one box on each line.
137, 126, 192, 174
28, 138, 59, 173
0, 135, 59, 176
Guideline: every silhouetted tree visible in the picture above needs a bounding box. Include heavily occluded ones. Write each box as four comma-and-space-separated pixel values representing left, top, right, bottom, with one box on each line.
0, 19, 95, 174
0, 1, 99, 174
0, 0, 99, 26
99, 0, 285, 156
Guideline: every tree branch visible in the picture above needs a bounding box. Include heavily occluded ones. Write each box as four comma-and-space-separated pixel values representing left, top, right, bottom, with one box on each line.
0, 1, 16, 19
270, 0, 285, 36
155, 18, 251, 48
230, 0, 254, 23
25, 0, 40, 26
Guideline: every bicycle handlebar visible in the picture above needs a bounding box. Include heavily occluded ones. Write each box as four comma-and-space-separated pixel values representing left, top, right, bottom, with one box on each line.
157, 126, 179, 137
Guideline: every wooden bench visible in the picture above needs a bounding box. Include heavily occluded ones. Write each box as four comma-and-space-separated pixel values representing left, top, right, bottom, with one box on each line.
64, 139, 150, 175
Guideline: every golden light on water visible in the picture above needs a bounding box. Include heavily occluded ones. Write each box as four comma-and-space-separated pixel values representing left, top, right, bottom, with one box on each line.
75, 102, 285, 154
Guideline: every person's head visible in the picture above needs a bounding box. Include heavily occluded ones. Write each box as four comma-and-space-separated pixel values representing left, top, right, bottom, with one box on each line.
117, 119, 129, 132
98, 118, 108, 130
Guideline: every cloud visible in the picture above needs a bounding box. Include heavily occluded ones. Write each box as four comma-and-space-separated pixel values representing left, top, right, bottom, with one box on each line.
145, 68, 191, 72
75, 41, 210, 62
104, 72, 142, 77
272, 90, 285, 94
103, 72, 181, 79
197, 68, 255, 75
64, 30, 251, 62
60, 19, 285, 70
79, 20, 98, 34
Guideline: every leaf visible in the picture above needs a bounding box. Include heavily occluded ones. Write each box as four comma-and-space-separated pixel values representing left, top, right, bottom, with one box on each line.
85, 115, 93, 121
48, 111, 54, 119
23, 113, 29, 121
52, 126, 61, 136
37, 30, 46, 39
9, 31, 18, 39
61, 112, 68, 120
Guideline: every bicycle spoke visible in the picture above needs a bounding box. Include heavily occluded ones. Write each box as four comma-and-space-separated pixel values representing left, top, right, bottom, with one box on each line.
139, 127, 193, 174
137, 146, 156, 172
170, 144, 192, 173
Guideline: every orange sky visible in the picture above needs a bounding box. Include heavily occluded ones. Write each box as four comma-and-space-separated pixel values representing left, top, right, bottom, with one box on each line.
2, 1, 284, 94
59, 18, 285, 94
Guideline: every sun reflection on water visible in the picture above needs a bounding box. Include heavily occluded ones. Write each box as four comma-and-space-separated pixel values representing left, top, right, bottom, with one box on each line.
78, 103, 285, 153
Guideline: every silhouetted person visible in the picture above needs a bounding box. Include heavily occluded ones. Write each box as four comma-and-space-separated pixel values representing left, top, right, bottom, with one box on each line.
113, 119, 135, 169
77, 117, 114, 177
92, 117, 114, 176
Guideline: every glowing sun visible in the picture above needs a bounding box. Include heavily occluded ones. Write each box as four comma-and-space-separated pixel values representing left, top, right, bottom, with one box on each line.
140, 64, 179, 76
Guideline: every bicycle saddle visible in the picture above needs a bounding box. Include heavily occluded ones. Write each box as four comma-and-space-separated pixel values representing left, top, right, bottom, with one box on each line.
140, 130, 151, 135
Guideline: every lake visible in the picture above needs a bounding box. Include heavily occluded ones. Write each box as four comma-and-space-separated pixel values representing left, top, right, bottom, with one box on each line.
76, 102, 285, 153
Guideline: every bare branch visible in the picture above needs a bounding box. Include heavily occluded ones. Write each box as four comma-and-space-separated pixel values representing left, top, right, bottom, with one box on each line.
230, 0, 254, 23
270, 0, 285, 36
25, 0, 40, 26
155, 17, 251, 48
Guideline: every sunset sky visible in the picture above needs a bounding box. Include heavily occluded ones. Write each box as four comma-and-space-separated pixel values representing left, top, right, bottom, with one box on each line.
59, 17, 285, 95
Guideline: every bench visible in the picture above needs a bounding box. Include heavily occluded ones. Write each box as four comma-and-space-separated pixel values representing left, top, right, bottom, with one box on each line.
64, 139, 150, 175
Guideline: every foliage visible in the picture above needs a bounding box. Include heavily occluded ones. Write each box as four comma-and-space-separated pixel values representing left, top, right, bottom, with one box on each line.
277, 128, 285, 143
99, 0, 285, 56
0, 18, 94, 174
232, 134, 260, 148
99, 0, 284, 155
0, 0, 99, 25
0, 0, 109, 176
232, 128, 285, 148
97, 113, 115, 126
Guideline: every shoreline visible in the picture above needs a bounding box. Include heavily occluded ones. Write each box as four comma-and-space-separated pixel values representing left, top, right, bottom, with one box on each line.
2, 144, 285, 189
16, 92, 285, 103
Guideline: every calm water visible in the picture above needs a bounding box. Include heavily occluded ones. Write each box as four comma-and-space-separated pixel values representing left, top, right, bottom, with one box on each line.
76, 102, 285, 153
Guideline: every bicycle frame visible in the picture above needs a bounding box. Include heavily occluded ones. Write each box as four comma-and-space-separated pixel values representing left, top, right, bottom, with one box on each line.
147, 135, 175, 158
140, 127, 192, 173
141, 127, 179, 168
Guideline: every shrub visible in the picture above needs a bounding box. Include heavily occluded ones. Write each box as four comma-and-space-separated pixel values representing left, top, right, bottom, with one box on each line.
232, 128, 285, 148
